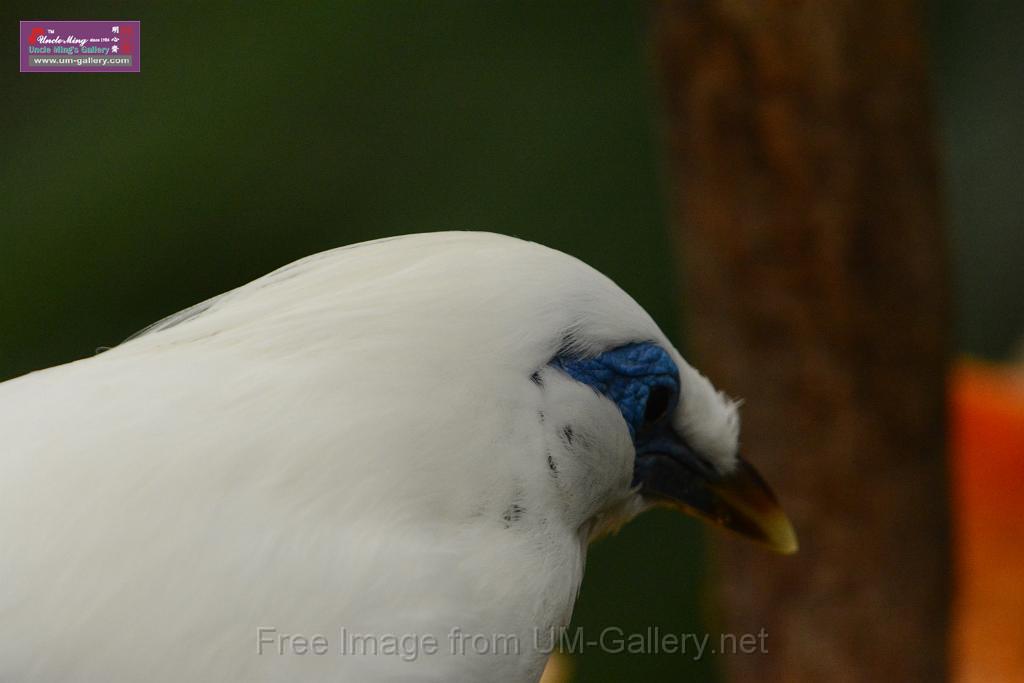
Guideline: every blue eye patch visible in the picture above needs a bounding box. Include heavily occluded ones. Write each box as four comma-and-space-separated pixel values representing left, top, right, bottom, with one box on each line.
549, 342, 680, 438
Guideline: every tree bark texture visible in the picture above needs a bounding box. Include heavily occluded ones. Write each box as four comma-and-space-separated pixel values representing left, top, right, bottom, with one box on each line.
654, 2, 952, 681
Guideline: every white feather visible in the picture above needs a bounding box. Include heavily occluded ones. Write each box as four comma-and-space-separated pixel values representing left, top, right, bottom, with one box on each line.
0, 232, 738, 682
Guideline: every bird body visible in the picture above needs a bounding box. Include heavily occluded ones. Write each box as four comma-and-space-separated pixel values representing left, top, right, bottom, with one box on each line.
0, 232, 793, 681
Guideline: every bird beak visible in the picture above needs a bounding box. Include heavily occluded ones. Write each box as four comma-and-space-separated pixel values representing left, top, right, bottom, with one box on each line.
636, 441, 798, 554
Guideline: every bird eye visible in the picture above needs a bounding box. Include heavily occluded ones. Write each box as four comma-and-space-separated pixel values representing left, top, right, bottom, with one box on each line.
643, 385, 673, 425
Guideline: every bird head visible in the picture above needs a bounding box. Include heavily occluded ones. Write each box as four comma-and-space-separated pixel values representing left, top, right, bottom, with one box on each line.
446, 232, 800, 554
546, 341, 797, 553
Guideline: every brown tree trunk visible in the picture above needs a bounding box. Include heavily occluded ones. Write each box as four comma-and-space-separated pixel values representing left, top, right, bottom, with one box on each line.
654, 2, 952, 681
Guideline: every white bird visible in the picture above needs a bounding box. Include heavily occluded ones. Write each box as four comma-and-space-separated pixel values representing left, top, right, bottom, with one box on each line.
0, 232, 795, 682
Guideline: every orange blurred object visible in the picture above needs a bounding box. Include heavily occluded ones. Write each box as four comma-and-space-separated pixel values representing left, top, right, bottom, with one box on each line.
952, 359, 1024, 683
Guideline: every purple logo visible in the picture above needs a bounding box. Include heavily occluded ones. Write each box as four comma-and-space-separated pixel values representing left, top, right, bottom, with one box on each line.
20, 21, 140, 73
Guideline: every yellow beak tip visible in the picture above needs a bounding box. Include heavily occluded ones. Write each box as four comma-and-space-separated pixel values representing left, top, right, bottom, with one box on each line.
765, 515, 799, 555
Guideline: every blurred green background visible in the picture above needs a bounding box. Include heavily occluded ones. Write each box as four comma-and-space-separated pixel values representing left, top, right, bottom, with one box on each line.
2, 2, 1020, 681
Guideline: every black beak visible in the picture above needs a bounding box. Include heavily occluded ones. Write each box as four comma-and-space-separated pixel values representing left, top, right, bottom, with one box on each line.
635, 430, 798, 554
